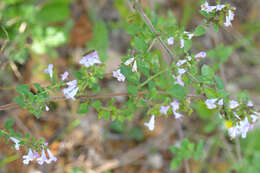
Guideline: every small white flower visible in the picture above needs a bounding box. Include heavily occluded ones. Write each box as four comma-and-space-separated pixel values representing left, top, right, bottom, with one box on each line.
45, 105, 49, 111
205, 98, 218, 109
46, 149, 57, 163
113, 69, 126, 82
180, 39, 185, 49
43, 64, 53, 78
144, 115, 155, 131
195, 52, 207, 58
61, 71, 69, 81
37, 149, 50, 165
79, 51, 101, 67
124, 57, 135, 66
176, 59, 187, 66
187, 56, 192, 61
23, 148, 37, 165
167, 37, 174, 45
132, 60, 137, 72
229, 100, 239, 109
218, 99, 223, 106
224, 10, 235, 27
239, 118, 250, 138
62, 80, 79, 100
228, 125, 240, 139
184, 31, 194, 40
10, 137, 21, 150
160, 106, 170, 115
247, 101, 254, 107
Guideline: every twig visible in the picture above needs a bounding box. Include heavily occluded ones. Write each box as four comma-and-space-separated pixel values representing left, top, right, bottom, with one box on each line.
176, 119, 190, 173
133, 0, 175, 63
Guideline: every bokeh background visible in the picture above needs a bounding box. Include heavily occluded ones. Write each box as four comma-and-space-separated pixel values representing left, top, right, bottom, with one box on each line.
0, 0, 260, 172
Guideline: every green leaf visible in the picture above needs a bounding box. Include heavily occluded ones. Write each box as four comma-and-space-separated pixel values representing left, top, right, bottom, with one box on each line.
98, 109, 110, 120
204, 87, 217, 98
92, 100, 102, 111
201, 65, 214, 79
167, 85, 188, 100
5, 118, 15, 129
128, 127, 143, 141
16, 84, 30, 95
132, 37, 146, 52
37, 2, 70, 23
77, 102, 89, 114
127, 85, 138, 95
212, 23, 219, 32
170, 158, 182, 171
215, 76, 225, 90
194, 25, 206, 36
184, 39, 192, 52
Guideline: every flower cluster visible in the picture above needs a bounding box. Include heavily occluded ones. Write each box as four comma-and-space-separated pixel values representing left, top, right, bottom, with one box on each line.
205, 98, 259, 138
160, 100, 183, 119
10, 137, 57, 165
201, 1, 235, 27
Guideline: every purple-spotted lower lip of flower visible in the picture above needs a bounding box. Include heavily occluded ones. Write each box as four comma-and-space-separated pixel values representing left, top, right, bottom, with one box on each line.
205, 99, 217, 109
61, 71, 69, 81
160, 106, 170, 115
43, 64, 53, 78
10, 137, 21, 150
112, 69, 125, 82
79, 51, 101, 68
229, 100, 239, 109
167, 37, 174, 45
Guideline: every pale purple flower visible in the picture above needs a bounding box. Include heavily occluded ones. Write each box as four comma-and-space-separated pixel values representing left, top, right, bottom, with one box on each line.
167, 37, 174, 45
79, 51, 101, 67
178, 68, 186, 75
10, 137, 21, 150
171, 101, 180, 112
239, 118, 250, 138
224, 10, 235, 27
160, 106, 170, 115
144, 115, 155, 131
180, 39, 184, 48
201, 1, 216, 13
124, 57, 135, 66
247, 101, 254, 107
216, 4, 225, 11
132, 60, 137, 72
113, 69, 125, 82
187, 56, 192, 61
174, 112, 183, 119
250, 114, 258, 123
61, 71, 69, 81
176, 59, 187, 66
43, 64, 53, 78
173, 74, 184, 86
205, 98, 218, 109
218, 99, 223, 106
37, 149, 50, 165
23, 148, 37, 165
229, 100, 239, 109
46, 149, 57, 163
62, 80, 79, 100
195, 52, 207, 58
